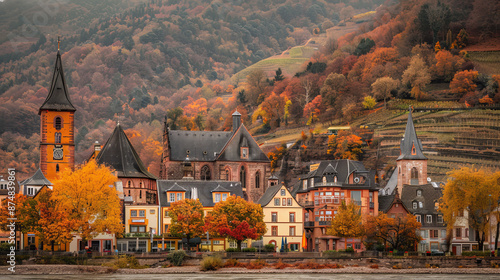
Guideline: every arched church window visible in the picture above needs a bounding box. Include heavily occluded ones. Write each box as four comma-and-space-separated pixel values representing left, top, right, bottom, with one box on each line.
201, 165, 211, 180
255, 171, 260, 189
411, 167, 418, 179
225, 167, 231, 180
240, 166, 246, 189
55, 132, 61, 143
55, 117, 62, 130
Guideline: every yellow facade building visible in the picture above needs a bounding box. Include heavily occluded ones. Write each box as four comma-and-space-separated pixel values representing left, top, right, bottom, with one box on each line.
258, 184, 304, 251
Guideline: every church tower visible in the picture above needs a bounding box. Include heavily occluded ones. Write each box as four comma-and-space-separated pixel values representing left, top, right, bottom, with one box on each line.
39, 44, 76, 182
396, 106, 427, 194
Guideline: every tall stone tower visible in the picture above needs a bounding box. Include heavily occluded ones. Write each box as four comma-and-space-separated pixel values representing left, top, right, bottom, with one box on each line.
396, 106, 428, 194
39, 47, 76, 182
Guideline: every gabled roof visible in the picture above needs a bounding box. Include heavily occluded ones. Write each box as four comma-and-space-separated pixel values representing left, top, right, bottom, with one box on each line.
95, 123, 157, 179
216, 124, 270, 162
20, 168, 53, 186
212, 184, 230, 192
167, 130, 232, 161
257, 184, 282, 207
158, 180, 244, 207
378, 193, 396, 213
397, 107, 426, 160
39, 51, 76, 113
167, 182, 186, 192
401, 184, 442, 215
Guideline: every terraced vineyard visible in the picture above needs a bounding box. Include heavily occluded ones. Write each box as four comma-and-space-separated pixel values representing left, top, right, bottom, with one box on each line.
352, 106, 500, 182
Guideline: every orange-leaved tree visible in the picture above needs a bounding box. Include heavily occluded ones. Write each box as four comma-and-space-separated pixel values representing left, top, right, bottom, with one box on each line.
52, 160, 123, 241
326, 200, 364, 249
204, 195, 266, 250
35, 188, 74, 251
167, 198, 205, 251
449, 70, 479, 98
327, 130, 363, 160
365, 212, 422, 251
439, 167, 500, 251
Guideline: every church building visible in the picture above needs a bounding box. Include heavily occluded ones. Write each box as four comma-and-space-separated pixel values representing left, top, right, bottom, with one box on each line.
160, 111, 271, 202
38, 49, 76, 182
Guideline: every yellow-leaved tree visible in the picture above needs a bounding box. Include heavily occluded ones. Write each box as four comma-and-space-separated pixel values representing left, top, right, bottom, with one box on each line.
52, 160, 123, 241
365, 212, 422, 251
439, 167, 500, 251
327, 200, 364, 249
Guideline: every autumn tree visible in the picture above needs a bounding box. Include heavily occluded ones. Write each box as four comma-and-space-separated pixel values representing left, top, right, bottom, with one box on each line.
365, 213, 422, 251
327, 130, 363, 160
326, 200, 364, 249
371, 77, 399, 108
35, 188, 74, 251
449, 70, 479, 98
52, 160, 123, 241
303, 95, 323, 125
204, 195, 266, 250
321, 73, 347, 107
246, 69, 268, 105
439, 167, 500, 250
402, 55, 432, 101
362, 95, 376, 110
260, 92, 286, 128
168, 199, 205, 251
167, 107, 184, 130
433, 50, 464, 82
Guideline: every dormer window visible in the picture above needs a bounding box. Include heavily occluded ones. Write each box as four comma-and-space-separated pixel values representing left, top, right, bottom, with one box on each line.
334, 176, 337, 183
413, 202, 417, 209
322, 176, 327, 184
419, 201, 423, 208
411, 143, 416, 155
417, 190, 422, 196
302, 180, 307, 190
241, 147, 249, 159
214, 192, 229, 203
310, 178, 314, 188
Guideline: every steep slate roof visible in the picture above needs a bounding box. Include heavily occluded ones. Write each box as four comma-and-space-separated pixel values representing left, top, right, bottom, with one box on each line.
378, 193, 396, 213
20, 168, 53, 186
95, 123, 157, 179
300, 160, 370, 184
39, 51, 76, 113
167, 130, 232, 161
296, 159, 377, 194
401, 184, 442, 215
397, 107, 427, 160
158, 180, 244, 207
217, 125, 270, 162
257, 184, 282, 207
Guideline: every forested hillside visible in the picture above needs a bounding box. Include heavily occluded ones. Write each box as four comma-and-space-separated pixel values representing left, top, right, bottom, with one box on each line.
0, 0, 498, 180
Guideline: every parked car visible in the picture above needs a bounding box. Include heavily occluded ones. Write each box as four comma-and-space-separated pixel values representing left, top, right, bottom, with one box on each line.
430, 250, 445, 256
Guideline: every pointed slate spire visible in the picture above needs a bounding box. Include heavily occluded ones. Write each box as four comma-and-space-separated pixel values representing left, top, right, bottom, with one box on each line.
397, 106, 426, 160
95, 123, 157, 179
39, 49, 76, 114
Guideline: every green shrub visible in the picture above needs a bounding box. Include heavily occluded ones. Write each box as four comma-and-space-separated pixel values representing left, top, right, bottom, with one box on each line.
36, 255, 78, 265
462, 251, 491, 257
264, 244, 275, 252
345, 247, 355, 253
200, 255, 223, 271
323, 250, 337, 257
167, 250, 187, 266
226, 248, 240, 252
242, 247, 257, 252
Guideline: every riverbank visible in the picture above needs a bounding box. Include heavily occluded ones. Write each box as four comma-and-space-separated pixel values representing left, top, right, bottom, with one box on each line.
2, 264, 500, 275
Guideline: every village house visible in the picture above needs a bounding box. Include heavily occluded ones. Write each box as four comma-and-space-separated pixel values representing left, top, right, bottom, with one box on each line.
293, 160, 379, 252
258, 183, 304, 251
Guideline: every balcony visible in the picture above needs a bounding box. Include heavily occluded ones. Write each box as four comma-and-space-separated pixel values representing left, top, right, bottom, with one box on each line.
304, 221, 315, 228
318, 221, 331, 226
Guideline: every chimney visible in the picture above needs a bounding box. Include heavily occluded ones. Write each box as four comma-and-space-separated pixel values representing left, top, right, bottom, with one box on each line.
232, 110, 241, 134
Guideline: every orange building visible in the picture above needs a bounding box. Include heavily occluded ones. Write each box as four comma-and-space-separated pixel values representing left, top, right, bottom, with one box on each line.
38, 50, 76, 182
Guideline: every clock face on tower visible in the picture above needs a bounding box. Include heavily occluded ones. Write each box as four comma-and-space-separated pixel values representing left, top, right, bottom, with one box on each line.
53, 145, 64, 160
